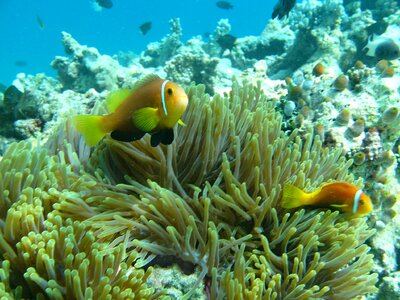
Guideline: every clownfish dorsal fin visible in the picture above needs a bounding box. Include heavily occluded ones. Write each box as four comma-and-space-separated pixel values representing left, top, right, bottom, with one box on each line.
105, 89, 132, 112
106, 74, 161, 113
131, 74, 161, 92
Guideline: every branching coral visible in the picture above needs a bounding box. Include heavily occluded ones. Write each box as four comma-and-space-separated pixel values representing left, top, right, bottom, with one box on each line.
0, 79, 378, 299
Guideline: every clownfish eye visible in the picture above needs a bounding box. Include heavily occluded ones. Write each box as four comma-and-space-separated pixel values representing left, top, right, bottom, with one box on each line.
360, 200, 365, 205
167, 88, 173, 95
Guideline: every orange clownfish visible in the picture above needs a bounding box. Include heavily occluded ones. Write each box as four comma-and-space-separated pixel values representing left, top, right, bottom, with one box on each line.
73, 74, 188, 147
281, 182, 373, 216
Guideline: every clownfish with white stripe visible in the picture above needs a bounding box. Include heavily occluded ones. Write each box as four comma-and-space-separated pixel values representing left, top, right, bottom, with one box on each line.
281, 182, 373, 216
73, 74, 188, 147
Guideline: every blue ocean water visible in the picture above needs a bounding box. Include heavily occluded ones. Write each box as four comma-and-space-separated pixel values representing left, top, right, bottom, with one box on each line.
0, 0, 282, 86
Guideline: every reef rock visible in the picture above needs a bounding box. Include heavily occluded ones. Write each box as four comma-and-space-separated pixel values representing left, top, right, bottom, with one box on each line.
51, 32, 144, 93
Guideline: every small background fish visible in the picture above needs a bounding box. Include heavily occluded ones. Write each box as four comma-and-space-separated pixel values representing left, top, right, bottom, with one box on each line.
217, 34, 237, 51
36, 15, 45, 30
95, 0, 113, 9
363, 26, 400, 61
139, 22, 152, 35
14, 60, 27, 67
272, 0, 296, 19
216, 1, 233, 10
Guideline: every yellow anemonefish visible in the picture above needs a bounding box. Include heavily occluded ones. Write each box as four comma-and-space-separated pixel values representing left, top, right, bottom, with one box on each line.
281, 182, 373, 216
73, 74, 188, 147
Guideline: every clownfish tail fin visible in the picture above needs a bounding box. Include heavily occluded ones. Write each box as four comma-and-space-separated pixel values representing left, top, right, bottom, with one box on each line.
73, 115, 107, 147
281, 184, 309, 209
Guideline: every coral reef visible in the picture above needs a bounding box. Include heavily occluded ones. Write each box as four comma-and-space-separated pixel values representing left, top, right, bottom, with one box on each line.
1, 0, 400, 297
51, 32, 147, 93
0, 79, 378, 298
0, 74, 61, 147
164, 38, 219, 94
140, 18, 183, 68
52, 32, 120, 92
0, 73, 103, 154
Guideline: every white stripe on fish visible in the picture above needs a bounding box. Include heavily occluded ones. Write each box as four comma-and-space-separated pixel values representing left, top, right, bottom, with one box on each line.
161, 80, 169, 116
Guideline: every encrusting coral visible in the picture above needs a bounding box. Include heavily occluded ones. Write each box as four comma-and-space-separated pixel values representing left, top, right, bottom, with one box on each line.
0, 79, 378, 299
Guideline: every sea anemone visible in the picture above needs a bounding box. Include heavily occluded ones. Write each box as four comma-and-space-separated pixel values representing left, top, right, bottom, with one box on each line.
333, 74, 349, 91
354, 60, 365, 69
382, 106, 399, 124
382, 66, 395, 77
0, 142, 155, 298
0, 80, 378, 299
314, 123, 325, 141
348, 118, 366, 137
289, 85, 303, 100
375, 59, 389, 73
336, 108, 351, 126
352, 151, 366, 166
312, 62, 325, 76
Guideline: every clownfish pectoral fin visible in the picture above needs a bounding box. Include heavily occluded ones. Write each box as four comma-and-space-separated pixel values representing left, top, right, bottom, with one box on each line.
105, 89, 132, 112
132, 107, 160, 132
281, 184, 309, 209
178, 119, 186, 126
73, 115, 107, 147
